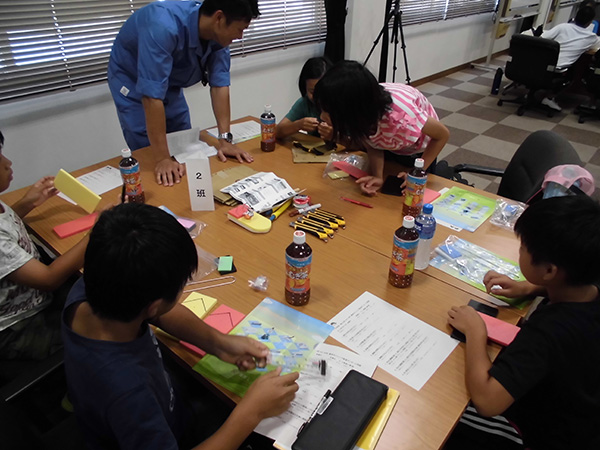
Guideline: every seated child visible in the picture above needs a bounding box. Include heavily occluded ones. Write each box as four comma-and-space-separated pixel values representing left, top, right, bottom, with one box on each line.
0, 131, 88, 361
62, 203, 299, 450
313, 60, 449, 195
275, 56, 334, 140
446, 195, 600, 450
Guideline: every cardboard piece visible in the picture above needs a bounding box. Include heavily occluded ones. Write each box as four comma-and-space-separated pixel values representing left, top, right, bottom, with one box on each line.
54, 169, 102, 214
212, 165, 258, 205
53, 213, 98, 238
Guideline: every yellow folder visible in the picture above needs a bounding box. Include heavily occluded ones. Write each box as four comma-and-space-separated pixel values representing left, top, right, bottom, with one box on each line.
355, 388, 400, 450
54, 169, 101, 214
182, 292, 217, 319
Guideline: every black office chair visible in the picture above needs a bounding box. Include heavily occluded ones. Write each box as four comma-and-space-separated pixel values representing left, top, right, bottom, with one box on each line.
437, 130, 582, 203
498, 34, 566, 118
575, 53, 600, 123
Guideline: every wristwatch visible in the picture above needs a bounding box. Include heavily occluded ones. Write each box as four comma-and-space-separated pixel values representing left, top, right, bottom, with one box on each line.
218, 132, 233, 143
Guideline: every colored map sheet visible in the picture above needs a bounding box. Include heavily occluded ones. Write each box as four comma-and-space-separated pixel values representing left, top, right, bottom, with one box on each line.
431, 187, 496, 232
194, 297, 333, 396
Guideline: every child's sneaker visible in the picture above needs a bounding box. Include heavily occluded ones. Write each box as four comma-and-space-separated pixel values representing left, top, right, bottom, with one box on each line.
541, 97, 562, 111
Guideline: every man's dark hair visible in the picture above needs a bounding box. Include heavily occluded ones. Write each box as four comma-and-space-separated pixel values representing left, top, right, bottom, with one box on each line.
0, 130, 4, 148
84, 203, 198, 322
575, 5, 596, 27
201, 0, 260, 23
313, 60, 392, 146
298, 56, 332, 98
514, 195, 600, 285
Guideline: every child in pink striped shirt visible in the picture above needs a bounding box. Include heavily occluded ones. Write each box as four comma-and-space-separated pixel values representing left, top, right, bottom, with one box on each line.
314, 61, 449, 195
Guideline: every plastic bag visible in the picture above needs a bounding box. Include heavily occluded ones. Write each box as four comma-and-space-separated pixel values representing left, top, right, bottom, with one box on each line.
489, 198, 526, 231
322, 152, 368, 178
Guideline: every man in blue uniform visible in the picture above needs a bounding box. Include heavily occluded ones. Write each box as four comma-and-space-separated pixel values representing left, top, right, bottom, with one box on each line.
108, 0, 259, 186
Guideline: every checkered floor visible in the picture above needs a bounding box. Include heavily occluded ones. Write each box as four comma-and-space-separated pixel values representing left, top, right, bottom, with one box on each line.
417, 54, 600, 200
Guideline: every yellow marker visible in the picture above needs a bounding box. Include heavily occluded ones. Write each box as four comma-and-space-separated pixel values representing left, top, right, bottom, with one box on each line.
270, 198, 293, 221
54, 169, 101, 214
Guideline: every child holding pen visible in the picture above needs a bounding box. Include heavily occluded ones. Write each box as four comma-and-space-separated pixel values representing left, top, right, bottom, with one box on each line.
313, 60, 449, 195
275, 56, 333, 140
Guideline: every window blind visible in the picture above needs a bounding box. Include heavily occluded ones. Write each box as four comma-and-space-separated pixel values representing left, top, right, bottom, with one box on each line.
0, 0, 326, 103
396, 0, 498, 26
445, 0, 497, 20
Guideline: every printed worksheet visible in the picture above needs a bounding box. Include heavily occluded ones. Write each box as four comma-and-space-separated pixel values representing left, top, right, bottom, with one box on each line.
207, 120, 261, 144
255, 343, 377, 450
221, 172, 295, 213
328, 292, 458, 391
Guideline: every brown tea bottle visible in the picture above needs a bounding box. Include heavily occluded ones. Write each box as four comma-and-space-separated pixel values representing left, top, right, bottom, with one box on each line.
402, 158, 427, 218
119, 148, 145, 203
260, 104, 276, 152
388, 216, 419, 288
285, 230, 312, 306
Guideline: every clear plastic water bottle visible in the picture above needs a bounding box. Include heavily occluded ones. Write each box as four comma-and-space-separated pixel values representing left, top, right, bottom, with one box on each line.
415, 203, 436, 270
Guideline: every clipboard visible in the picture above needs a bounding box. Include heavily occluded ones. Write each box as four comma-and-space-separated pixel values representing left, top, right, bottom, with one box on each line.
292, 370, 388, 450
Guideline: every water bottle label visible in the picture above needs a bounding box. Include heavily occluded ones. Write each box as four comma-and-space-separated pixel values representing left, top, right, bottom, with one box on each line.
404, 174, 427, 209
285, 254, 312, 294
261, 117, 276, 144
120, 164, 143, 196
415, 221, 436, 240
389, 235, 418, 276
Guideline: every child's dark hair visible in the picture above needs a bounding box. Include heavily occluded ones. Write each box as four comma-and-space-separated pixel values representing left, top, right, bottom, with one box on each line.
575, 6, 596, 26
201, 0, 260, 23
313, 60, 391, 145
83, 203, 198, 322
298, 56, 332, 97
0, 131, 4, 150
514, 195, 600, 285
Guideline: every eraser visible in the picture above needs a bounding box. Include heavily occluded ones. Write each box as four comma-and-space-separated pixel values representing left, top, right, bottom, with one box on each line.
177, 218, 196, 231
228, 204, 250, 219
218, 256, 233, 272
53, 213, 98, 238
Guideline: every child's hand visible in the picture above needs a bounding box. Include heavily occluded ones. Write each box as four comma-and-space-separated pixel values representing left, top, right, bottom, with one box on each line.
447, 305, 487, 338
22, 176, 58, 208
300, 117, 319, 133
215, 335, 269, 371
396, 171, 408, 189
356, 176, 383, 196
240, 367, 299, 420
483, 270, 537, 298
317, 121, 333, 141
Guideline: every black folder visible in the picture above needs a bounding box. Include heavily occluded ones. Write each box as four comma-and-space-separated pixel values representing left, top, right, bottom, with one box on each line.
292, 370, 388, 450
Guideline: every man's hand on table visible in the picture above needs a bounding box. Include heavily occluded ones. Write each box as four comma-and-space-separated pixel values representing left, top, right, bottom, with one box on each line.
155, 157, 185, 187
217, 140, 254, 163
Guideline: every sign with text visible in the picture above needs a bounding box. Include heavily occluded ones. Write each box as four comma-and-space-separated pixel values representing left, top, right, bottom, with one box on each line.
186, 158, 215, 211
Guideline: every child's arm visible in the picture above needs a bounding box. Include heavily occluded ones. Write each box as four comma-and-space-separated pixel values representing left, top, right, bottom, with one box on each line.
448, 305, 515, 417
420, 117, 449, 170
11, 176, 57, 218
483, 270, 546, 298
356, 146, 385, 196
6, 234, 88, 291
275, 117, 319, 139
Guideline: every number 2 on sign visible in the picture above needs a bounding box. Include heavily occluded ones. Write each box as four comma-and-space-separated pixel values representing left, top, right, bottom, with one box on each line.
196, 172, 202, 180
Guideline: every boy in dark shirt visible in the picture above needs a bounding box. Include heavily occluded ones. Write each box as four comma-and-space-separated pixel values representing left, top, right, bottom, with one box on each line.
62, 203, 298, 450
447, 195, 600, 450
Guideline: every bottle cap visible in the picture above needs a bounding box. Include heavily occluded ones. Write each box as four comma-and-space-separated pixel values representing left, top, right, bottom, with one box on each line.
414, 158, 424, 169
121, 148, 132, 158
264, 104, 272, 113
423, 203, 433, 214
293, 230, 306, 244
402, 216, 415, 228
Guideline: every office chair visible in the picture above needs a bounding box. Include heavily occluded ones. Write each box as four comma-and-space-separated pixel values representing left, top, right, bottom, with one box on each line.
497, 34, 566, 118
437, 130, 582, 203
575, 54, 600, 123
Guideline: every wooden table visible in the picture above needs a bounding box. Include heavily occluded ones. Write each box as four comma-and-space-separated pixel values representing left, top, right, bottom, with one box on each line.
1, 118, 523, 449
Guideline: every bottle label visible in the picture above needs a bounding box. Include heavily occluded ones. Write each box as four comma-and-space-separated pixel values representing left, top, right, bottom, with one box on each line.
389, 235, 418, 276
261, 116, 276, 144
120, 163, 143, 196
285, 254, 312, 294
415, 220, 436, 240
404, 174, 427, 209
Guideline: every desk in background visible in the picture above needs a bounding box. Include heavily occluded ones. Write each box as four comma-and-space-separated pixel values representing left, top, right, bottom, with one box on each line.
1, 117, 524, 449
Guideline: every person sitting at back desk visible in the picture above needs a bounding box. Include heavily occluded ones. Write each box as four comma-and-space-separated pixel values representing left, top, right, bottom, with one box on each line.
538, 6, 600, 111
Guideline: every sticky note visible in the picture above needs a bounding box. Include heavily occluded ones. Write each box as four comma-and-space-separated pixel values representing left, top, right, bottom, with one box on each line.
182, 292, 217, 319
180, 305, 246, 357
54, 169, 102, 214
424, 188, 441, 204
218, 256, 233, 272
53, 213, 98, 238
478, 313, 520, 346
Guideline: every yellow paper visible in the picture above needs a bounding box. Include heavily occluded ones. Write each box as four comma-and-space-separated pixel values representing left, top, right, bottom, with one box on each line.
355, 389, 400, 450
54, 169, 101, 214
183, 292, 217, 319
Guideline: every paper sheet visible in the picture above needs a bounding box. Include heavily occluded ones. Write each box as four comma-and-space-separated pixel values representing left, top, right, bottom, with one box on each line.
167, 128, 217, 162
220, 172, 295, 213
207, 120, 261, 144
255, 343, 377, 450
328, 292, 458, 391
58, 165, 123, 205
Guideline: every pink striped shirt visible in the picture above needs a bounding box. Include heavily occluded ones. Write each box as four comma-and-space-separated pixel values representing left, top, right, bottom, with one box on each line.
368, 83, 438, 155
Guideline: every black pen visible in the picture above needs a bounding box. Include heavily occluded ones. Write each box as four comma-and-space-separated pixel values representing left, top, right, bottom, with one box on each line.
297, 389, 332, 436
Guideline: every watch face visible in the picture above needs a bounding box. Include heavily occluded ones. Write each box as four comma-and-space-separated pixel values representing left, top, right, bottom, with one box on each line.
220, 132, 233, 143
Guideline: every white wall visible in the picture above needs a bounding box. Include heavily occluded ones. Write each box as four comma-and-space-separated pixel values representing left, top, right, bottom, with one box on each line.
0, 1, 578, 191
